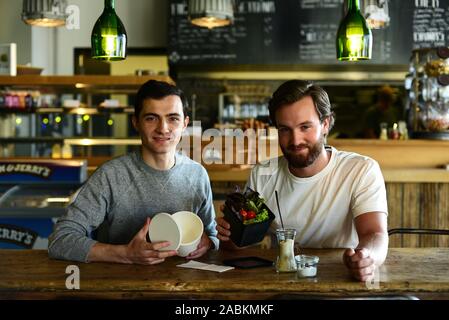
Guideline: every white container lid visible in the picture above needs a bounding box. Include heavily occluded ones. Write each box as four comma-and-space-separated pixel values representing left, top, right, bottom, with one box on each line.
148, 213, 182, 251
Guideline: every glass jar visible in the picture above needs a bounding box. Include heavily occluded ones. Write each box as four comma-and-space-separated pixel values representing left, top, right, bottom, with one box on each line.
275, 229, 297, 273
410, 49, 428, 77
425, 47, 449, 77
295, 255, 320, 278
423, 102, 449, 132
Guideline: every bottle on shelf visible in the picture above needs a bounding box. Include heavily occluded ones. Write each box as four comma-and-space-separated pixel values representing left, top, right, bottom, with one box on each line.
25, 93, 33, 110
4, 92, 13, 108
62, 143, 73, 159
389, 122, 400, 140
379, 122, 388, 140
11, 93, 20, 108
51, 144, 62, 159
398, 121, 409, 140
0, 92, 5, 108
18, 91, 26, 109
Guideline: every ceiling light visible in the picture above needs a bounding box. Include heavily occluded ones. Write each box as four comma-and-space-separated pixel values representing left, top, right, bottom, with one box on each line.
91, 0, 127, 61
22, 0, 68, 27
189, 0, 234, 29
336, 0, 372, 61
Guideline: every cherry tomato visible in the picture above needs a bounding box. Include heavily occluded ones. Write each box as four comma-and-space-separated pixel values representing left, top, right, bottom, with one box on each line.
247, 211, 256, 219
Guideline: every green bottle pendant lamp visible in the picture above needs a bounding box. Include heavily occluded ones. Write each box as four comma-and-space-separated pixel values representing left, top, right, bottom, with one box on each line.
336, 0, 372, 61
91, 0, 127, 61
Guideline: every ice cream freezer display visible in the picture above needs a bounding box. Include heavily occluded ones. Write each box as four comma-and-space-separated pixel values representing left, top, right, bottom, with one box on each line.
0, 159, 87, 249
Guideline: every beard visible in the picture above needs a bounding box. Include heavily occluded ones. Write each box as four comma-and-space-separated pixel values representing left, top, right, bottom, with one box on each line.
281, 134, 325, 169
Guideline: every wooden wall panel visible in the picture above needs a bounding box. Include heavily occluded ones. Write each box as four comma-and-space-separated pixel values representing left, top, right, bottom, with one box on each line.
386, 184, 403, 247
438, 184, 449, 247
402, 184, 420, 248
421, 184, 440, 247
386, 183, 449, 248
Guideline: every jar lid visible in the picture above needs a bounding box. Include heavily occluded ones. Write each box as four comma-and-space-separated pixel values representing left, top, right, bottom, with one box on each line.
148, 212, 181, 251
437, 47, 449, 59
437, 75, 449, 86
295, 255, 319, 266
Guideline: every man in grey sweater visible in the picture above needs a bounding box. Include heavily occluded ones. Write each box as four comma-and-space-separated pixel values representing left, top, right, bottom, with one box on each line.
48, 80, 218, 264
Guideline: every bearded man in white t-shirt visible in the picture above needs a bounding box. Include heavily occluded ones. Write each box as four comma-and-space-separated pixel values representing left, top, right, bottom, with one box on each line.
216, 80, 389, 282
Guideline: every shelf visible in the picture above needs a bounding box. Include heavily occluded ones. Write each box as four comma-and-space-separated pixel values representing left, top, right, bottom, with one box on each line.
221, 116, 270, 120
0, 137, 140, 145
0, 207, 67, 218
0, 137, 65, 144
64, 138, 141, 146
0, 107, 135, 115
0, 75, 174, 87
0, 76, 165, 158
206, 167, 449, 183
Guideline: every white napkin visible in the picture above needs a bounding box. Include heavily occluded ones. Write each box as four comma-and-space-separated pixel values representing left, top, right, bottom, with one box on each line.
176, 260, 234, 273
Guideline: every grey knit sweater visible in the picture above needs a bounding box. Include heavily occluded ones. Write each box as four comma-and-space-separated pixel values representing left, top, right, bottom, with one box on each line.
48, 151, 218, 262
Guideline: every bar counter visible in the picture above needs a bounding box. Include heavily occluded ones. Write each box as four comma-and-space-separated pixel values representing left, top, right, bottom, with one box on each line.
1, 248, 448, 300
207, 167, 449, 183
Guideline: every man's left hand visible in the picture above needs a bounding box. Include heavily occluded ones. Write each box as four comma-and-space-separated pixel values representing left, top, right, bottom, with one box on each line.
343, 248, 376, 282
185, 232, 212, 260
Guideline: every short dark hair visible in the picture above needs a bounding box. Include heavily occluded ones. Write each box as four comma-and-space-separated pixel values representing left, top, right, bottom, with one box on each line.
134, 80, 188, 118
268, 80, 335, 132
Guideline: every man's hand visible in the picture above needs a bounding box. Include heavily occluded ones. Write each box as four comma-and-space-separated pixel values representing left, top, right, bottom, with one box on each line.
216, 217, 232, 242
186, 232, 212, 260
216, 205, 244, 251
343, 248, 376, 282
126, 217, 178, 265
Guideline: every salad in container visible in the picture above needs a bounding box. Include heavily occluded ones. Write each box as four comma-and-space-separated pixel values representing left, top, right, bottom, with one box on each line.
223, 188, 275, 247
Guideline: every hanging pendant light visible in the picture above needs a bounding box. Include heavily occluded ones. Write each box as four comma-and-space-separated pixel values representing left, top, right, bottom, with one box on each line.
188, 0, 234, 29
91, 0, 127, 61
336, 0, 372, 61
363, 0, 390, 29
22, 0, 68, 27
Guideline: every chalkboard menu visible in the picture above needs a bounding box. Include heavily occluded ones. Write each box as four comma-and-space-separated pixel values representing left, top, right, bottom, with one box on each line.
168, 0, 449, 66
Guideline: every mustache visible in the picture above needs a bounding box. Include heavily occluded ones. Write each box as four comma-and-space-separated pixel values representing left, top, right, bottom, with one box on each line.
287, 144, 309, 151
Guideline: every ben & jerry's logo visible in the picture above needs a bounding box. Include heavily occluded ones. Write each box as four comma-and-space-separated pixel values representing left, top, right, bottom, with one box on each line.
0, 163, 52, 179
0, 224, 38, 249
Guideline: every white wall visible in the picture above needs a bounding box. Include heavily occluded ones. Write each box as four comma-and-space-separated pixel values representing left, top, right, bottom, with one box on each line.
32, 27, 57, 74
54, 0, 168, 74
0, 0, 32, 65
0, 0, 168, 75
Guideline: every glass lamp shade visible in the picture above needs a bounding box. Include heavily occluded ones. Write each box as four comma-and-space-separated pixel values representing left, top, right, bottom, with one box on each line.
91, 0, 127, 61
188, 0, 234, 29
22, 0, 68, 27
336, 0, 372, 61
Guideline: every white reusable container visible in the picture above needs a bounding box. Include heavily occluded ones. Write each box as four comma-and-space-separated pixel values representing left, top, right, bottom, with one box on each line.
148, 211, 203, 257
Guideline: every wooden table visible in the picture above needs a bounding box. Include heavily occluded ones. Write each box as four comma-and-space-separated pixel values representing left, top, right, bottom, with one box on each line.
1, 248, 448, 300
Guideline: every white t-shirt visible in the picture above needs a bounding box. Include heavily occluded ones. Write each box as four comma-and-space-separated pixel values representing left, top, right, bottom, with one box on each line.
247, 146, 388, 248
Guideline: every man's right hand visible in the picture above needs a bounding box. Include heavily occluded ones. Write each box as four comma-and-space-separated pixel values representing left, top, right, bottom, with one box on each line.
125, 217, 178, 265
216, 217, 232, 242
343, 248, 375, 282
